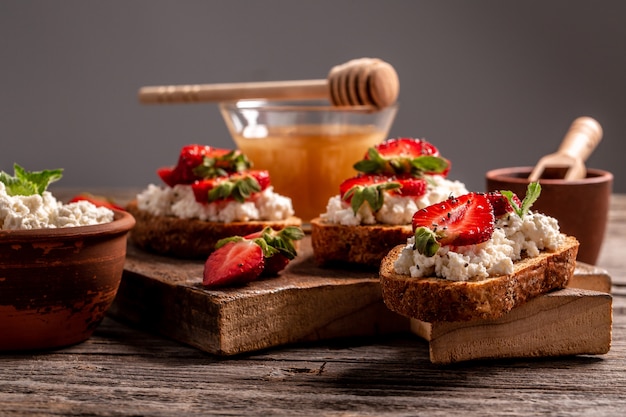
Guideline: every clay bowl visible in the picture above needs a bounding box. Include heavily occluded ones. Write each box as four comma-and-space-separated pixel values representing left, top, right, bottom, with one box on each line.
0, 210, 135, 351
486, 167, 613, 265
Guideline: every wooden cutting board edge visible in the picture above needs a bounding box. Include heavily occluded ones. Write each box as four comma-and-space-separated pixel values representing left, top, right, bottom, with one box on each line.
108, 238, 612, 357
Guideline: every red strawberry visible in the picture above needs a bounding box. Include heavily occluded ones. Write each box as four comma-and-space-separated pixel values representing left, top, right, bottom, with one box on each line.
244, 226, 304, 276
191, 178, 222, 203
390, 176, 428, 197
68, 194, 124, 211
202, 226, 304, 288
375, 137, 440, 158
262, 253, 290, 277
339, 174, 427, 214
203, 240, 265, 288
353, 138, 451, 177
174, 145, 222, 184
191, 170, 271, 204
411, 193, 495, 256
486, 191, 522, 218
157, 145, 252, 187
157, 166, 178, 187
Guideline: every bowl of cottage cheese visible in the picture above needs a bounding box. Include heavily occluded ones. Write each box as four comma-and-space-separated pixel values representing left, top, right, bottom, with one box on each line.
0, 165, 135, 351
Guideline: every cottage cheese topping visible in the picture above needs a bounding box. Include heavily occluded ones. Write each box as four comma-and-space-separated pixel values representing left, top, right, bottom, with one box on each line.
320, 176, 468, 226
136, 184, 294, 223
394, 211, 564, 281
0, 182, 114, 230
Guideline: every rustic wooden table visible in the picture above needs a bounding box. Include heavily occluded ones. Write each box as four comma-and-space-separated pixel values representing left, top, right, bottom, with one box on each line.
1, 192, 625, 416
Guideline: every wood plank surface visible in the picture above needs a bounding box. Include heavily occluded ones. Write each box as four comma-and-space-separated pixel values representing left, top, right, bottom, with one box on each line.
109, 237, 410, 355
413, 288, 612, 364
110, 236, 612, 359
1, 191, 623, 416
1, 313, 625, 417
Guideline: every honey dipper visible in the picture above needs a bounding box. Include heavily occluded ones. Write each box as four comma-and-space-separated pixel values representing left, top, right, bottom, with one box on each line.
138, 58, 399, 109
528, 116, 603, 182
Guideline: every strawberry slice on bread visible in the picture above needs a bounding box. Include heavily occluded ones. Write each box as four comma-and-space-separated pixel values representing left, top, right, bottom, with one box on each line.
411, 192, 495, 257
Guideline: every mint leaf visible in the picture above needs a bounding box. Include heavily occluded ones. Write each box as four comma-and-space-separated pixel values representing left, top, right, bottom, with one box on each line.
413, 227, 440, 257
502, 182, 541, 218
344, 182, 401, 214
0, 163, 63, 196
408, 155, 449, 175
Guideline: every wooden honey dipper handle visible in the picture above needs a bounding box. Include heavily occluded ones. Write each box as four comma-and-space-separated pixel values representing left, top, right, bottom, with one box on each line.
138, 58, 399, 109
557, 116, 603, 162
139, 79, 329, 104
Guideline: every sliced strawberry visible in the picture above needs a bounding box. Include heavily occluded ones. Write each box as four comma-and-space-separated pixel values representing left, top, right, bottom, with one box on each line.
174, 144, 220, 184
353, 138, 450, 177
340, 175, 401, 214
244, 225, 304, 275
486, 191, 522, 218
243, 170, 271, 191
375, 137, 440, 158
203, 226, 305, 287
339, 174, 427, 214
203, 239, 265, 288
157, 166, 178, 187
191, 170, 271, 204
411, 193, 495, 256
191, 178, 222, 203
192, 149, 252, 179
262, 253, 290, 277
68, 194, 125, 211
158, 145, 252, 187
390, 176, 428, 198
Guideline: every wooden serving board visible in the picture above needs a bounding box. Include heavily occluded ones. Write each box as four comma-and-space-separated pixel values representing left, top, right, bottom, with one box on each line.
109, 236, 612, 358
108, 236, 409, 355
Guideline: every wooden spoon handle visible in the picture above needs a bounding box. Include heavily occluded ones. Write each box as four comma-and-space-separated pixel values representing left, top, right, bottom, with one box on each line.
558, 116, 603, 162
138, 79, 329, 104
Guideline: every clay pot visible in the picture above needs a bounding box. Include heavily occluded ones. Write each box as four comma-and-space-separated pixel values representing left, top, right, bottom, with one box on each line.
0, 210, 135, 351
486, 167, 613, 265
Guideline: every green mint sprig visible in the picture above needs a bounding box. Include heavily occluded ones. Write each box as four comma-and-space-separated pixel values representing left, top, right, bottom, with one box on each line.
0, 163, 63, 196
501, 182, 541, 218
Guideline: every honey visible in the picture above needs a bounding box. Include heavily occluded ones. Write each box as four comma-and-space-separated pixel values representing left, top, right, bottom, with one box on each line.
233, 124, 386, 222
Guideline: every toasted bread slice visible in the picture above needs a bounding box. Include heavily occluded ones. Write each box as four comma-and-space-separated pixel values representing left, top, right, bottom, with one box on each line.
126, 200, 302, 259
310, 217, 413, 268
379, 235, 579, 322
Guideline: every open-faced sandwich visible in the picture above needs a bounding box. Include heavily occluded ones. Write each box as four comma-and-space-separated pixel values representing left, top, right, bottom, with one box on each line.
379, 183, 579, 322
310, 138, 468, 268
127, 144, 301, 258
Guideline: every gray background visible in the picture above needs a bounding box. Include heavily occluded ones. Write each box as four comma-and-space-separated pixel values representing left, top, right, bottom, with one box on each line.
1, 0, 624, 193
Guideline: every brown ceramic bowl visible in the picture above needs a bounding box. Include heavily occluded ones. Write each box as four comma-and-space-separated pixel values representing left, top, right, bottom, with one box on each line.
486, 167, 613, 265
0, 210, 135, 351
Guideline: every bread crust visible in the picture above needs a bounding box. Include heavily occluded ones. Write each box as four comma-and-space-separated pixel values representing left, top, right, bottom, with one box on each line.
310, 217, 413, 268
379, 235, 579, 322
126, 200, 302, 259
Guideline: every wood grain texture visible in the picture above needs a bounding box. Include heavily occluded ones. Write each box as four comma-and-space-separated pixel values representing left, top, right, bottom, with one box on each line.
413, 288, 612, 364
1, 191, 621, 416
108, 237, 410, 355
0, 313, 625, 417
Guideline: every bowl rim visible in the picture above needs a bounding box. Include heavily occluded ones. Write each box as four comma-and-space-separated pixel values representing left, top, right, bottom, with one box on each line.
219, 99, 399, 114
0, 209, 135, 240
486, 166, 614, 185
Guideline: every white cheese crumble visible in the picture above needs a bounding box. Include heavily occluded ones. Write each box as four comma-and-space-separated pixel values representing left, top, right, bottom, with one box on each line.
0, 182, 114, 230
320, 176, 469, 226
393, 211, 565, 281
136, 184, 294, 223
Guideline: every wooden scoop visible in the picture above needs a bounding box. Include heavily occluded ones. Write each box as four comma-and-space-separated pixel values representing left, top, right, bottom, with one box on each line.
138, 58, 399, 109
528, 116, 603, 181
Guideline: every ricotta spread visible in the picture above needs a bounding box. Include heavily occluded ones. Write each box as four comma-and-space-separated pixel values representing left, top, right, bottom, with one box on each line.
320, 176, 468, 226
393, 211, 564, 281
136, 184, 294, 223
0, 183, 114, 230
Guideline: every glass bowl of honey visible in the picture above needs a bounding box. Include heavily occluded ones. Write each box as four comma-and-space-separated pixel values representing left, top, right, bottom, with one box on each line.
219, 100, 398, 223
